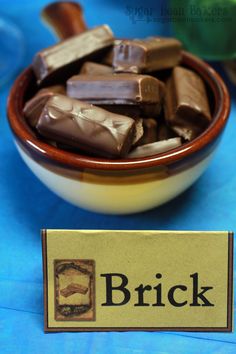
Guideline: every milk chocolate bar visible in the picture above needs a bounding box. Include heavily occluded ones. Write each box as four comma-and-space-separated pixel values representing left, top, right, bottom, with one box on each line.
156, 122, 176, 141
132, 118, 144, 145
67, 74, 165, 115
128, 138, 182, 158
33, 25, 114, 84
79, 61, 113, 75
23, 85, 65, 127
100, 105, 141, 118
36, 95, 135, 158
113, 37, 182, 74
136, 118, 158, 146
102, 39, 122, 65
164, 66, 211, 141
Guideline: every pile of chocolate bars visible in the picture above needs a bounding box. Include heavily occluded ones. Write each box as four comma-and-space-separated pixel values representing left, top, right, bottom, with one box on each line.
23, 25, 212, 159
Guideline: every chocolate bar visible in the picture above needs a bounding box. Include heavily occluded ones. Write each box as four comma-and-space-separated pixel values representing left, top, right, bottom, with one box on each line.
132, 118, 144, 145
79, 61, 113, 75
113, 37, 182, 74
136, 118, 158, 146
23, 85, 65, 127
67, 74, 165, 116
127, 138, 182, 158
60, 283, 88, 297
102, 39, 122, 65
100, 105, 141, 118
33, 25, 114, 84
156, 122, 176, 141
36, 95, 135, 158
164, 66, 211, 141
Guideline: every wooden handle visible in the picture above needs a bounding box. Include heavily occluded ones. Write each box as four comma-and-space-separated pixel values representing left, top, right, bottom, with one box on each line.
42, 1, 87, 40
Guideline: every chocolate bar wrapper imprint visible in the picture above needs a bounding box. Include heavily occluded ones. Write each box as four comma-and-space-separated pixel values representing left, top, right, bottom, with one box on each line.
36, 94, 136, 158
23, 85, 65, 127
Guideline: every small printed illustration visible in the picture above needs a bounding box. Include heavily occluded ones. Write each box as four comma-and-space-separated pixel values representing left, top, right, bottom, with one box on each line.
54, 259, 95, 321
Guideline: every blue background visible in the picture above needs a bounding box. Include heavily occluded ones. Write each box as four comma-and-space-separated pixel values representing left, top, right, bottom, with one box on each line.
0, 0, 236, 352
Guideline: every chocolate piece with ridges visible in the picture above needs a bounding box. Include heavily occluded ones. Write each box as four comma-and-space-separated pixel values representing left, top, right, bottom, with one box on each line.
33, 25, 114, 84
79, 61, 112, 75
67, 73, 165, 116
36, 95, 135, 158
41, 1, 87, 40
113, 37, 182, 74
23, 85, 65, 127
128, 138, 182, 158
164, 66, 212, 141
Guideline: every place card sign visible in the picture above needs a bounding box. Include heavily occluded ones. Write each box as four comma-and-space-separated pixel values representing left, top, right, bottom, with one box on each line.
42, 230, 233, 332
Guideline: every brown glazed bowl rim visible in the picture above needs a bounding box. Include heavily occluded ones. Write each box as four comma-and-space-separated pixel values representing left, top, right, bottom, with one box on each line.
7, 51, 230, 171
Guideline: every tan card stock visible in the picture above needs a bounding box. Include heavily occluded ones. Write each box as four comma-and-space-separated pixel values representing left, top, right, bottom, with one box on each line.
42, 230, 233, 332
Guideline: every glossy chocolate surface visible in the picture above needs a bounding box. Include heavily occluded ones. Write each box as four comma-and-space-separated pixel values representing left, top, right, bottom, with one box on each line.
165, 66, 212, 141
23, 85, 65, 127
113, 37, 182, 74
79, 61, 112, 75
66, 74, 165, 118
33, 25, 114, 84
36, 95, 135, 158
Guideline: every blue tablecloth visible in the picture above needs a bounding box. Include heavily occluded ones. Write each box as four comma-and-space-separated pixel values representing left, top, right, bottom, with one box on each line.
0, 1, 236, 353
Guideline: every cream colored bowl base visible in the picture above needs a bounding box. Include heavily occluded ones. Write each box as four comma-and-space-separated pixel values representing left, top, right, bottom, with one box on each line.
16, 142, 213, 214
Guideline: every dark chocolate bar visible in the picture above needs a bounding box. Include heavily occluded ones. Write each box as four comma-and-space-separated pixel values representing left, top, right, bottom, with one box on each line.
36, 94, 135, 158
23, 85, 65, 127
79, 61, 112, 75
113, 37, 182, 74
67, 73, 165, 116
33, 25, 114, 84
164, 66, 211, 141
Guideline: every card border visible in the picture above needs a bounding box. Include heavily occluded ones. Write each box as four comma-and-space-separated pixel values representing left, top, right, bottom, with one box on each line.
42, 230, 234, 333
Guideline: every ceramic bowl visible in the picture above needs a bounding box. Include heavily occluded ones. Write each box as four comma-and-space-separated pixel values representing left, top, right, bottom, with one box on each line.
7, 51, 230, 214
